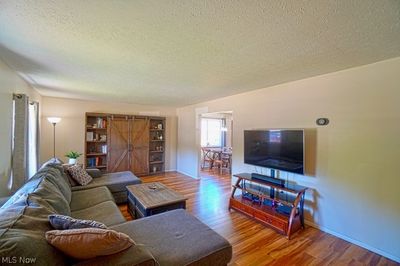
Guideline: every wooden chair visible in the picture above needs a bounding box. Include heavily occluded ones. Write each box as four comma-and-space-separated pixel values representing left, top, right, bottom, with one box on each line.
212, 151, 231, 175
201, 147, 215, 169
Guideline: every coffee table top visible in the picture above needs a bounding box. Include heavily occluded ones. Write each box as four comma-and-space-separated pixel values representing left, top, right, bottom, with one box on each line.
126, 182, 188, 209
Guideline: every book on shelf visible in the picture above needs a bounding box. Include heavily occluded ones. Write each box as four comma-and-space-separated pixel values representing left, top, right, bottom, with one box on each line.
95, 117, 107, 129
86, 157, 103, 167
101, 145, 107, 154
87, 158, 96, 167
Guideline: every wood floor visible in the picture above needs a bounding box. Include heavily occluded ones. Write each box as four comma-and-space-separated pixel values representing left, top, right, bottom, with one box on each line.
119, 170, 398, 266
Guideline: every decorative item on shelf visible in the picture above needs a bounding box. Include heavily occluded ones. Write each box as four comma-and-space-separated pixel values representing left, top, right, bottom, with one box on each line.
153, 166, 157, 173
159, 134, 163, 140
65, 151, 82, 165
100, 135, 107, 141
86, 132, 94, 141
155, 146, 163, 151
157, 123, 163, 130
47, 117, 61, 158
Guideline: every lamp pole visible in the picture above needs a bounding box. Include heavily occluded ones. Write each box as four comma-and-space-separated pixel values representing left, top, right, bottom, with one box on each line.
52, 122, 56, 158
47, 117, 61, 159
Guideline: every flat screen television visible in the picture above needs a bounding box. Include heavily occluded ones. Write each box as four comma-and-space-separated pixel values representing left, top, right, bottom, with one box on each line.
244, 129, 304, 175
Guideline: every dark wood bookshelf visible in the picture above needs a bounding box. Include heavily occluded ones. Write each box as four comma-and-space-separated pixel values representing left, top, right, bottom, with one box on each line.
85, 113, 109, 173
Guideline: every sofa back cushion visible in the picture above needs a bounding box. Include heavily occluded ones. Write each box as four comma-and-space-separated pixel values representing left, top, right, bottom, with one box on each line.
30, 177, 71, 216
33, 163, 72, 203
0, 195, 68, 266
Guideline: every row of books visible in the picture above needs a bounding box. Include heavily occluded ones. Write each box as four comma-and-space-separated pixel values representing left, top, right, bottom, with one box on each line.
87, 157, 104, 167
95, 117, 107, 128
87, 145, 107, 154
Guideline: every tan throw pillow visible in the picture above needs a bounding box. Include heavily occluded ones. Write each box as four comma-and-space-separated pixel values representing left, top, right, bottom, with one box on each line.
45, 228, 134, 259
67, 165, 92, 186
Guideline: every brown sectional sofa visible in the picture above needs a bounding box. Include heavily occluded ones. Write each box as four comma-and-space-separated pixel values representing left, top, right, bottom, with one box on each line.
0, 163, 232, 265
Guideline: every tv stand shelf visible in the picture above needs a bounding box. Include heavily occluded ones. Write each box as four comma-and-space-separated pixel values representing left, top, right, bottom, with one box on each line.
229, 173, 308, 239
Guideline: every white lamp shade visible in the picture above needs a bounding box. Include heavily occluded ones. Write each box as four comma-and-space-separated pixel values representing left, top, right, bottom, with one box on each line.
47, 117, 61, 124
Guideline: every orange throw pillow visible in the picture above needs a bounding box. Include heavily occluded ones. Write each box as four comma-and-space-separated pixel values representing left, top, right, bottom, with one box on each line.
45, 228, 134, 259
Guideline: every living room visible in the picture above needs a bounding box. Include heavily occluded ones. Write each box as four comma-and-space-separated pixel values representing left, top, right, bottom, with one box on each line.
1, 1, 400, 265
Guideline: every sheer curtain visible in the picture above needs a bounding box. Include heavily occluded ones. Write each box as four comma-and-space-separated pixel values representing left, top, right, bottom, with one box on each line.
28, 101, 39, 178
8, 94, 40, 192
9, 94, 29, 192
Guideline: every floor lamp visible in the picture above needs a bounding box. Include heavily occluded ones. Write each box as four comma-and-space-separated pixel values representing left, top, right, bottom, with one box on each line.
47, 117, 61, 158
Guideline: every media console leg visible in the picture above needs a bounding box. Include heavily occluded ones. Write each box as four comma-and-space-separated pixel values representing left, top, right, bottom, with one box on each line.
300, 193, 305, 228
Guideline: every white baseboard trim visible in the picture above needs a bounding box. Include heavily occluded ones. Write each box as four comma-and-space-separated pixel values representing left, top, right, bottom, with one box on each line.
164, 169, 177, 172
176, 170, 199, 179
305, 220, 400, 263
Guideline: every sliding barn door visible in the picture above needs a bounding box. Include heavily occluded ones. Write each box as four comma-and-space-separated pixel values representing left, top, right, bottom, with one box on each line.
108, 117, 130, 172
130, 117, 149, 176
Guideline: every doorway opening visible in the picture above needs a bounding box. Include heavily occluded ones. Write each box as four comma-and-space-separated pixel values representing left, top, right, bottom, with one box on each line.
199, 111, 233, 179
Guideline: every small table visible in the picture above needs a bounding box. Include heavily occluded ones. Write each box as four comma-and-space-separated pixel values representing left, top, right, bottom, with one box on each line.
127, 182, 188, 219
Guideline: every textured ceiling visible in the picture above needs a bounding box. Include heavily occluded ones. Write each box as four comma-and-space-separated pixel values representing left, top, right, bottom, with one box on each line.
0, 1, 399, 106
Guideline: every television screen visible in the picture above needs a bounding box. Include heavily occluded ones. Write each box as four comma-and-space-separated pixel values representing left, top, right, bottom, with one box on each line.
244, 129, 304, 174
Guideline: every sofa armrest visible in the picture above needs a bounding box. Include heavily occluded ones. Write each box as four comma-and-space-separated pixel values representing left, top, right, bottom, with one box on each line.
73, 244, 157, 266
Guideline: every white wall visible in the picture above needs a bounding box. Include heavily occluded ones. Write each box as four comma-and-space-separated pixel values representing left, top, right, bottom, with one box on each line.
0, 59, 41, 197
40, 97, 177, 171
176, 57, 400, 262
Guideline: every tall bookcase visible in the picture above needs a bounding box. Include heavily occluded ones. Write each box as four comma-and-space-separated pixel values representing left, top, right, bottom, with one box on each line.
149, 118, 166, 174
84, 113, 166, 176
85, 113, 108, 172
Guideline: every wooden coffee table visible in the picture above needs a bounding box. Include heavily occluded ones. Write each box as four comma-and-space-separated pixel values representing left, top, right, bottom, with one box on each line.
126, 182, 188, 219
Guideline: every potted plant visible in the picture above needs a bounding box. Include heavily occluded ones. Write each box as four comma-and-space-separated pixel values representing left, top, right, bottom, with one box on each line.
65, 151, 82, 165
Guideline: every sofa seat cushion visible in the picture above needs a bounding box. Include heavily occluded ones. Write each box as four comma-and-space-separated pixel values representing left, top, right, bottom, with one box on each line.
71, 171, 141, 194
71, 201, 126, 227
74, 244, 157, 266
110, 209, 232, 266
70, 187, 114, 212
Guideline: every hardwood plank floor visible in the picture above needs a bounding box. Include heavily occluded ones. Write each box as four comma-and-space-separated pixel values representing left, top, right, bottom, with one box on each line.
119, 170, 398, 266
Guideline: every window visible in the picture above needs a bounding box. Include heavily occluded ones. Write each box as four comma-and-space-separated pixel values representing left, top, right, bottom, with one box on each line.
201, 118, 224, 147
